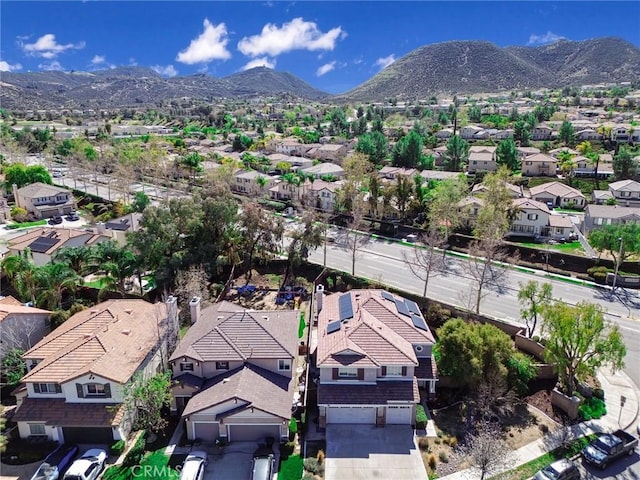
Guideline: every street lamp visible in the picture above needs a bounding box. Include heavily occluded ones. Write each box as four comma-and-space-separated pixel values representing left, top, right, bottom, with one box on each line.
612, 236, 623, 292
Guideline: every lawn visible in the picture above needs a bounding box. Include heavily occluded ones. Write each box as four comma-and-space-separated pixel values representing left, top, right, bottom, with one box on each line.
515, 241, 585, 256
84, 277, 110, 289
5, 219, 48, 229
103, 450, 178, 480
279, 454, 303, 480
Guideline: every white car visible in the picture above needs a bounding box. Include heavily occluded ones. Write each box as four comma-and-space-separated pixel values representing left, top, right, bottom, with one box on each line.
179, 451, 207, 480
63, 449, 107, 480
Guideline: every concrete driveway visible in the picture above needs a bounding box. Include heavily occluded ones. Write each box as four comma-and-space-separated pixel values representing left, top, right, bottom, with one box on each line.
325, 425, 428, 480
202, 442, 278, 480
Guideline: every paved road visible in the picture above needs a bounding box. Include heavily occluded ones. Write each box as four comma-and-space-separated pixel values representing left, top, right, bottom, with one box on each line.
307, 236, 640, 387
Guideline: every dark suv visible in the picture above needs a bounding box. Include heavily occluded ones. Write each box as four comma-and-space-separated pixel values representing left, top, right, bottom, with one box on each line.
49, 215, 63, 225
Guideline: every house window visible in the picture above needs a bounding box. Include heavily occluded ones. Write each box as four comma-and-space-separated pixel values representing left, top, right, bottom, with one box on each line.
180, 363, 194, 372
620, 191, 631, 197
29, 423, 46, 436
35, 383, 58, 394
278, 359, 291, 371
386, 366, 403, 377
338, 367, 358, 378
527, 213, 538, 220
594, 217, 603, 225
216, 361, 229, 370
86, 383, 105, 396
556, 228, 563, 234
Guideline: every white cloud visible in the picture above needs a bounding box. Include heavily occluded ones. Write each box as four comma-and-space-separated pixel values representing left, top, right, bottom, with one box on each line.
129, 57, 138, 66
38, 60, 64, 71
176, 19, 231, 64
374, 54, 396, 70
238, 17, 346, 57
316, 61, 336, 77
151, 64, 178, 77
241, 57, 276, 71
22, 33, 85, 58
91, 55, 106, 65
0, 60, 22, 72
527, 31, 565, 46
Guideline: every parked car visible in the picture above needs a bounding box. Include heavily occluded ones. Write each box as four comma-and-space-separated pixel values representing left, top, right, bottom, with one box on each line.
31, 444, 79, 480
48, 215, 63, 225
534, 459, 580, 480
250, 453, 274, 480
581, 429, 638, 469
178, 451, 207, 480
63, 449, 107, 480
66, 211, 80, 221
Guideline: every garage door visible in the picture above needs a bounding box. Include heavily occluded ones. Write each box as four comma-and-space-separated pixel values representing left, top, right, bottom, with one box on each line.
62, 427, 113, 444
193, 422, 219, 441
228, 424, 281, 443
327, 406, 376, 424
386, 405, 413, 424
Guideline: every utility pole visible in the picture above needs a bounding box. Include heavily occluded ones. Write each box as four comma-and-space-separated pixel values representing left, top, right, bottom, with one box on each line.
612, 236, 623, 292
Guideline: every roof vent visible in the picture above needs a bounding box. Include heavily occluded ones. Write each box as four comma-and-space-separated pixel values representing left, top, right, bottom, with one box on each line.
262, 316, 269, 321
122, 329, 131, 335
222, 378, 230, 384
124, 309, 133, 315
217, 316, 224, 321
83, 333, 92, 338
90, 309, 98, 314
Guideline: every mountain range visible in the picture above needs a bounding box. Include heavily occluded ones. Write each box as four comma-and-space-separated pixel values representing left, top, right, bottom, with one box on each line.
1, 37, 639, 110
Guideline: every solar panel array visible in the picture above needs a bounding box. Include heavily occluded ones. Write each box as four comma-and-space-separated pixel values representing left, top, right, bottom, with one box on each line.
339, 293, 354, 321
327, 320, 341, 334
29, 236, 60, 253
411, 314, 428, 331
381, 291, 395, 302
405, 299, 420, 315
395, 299, 410, 317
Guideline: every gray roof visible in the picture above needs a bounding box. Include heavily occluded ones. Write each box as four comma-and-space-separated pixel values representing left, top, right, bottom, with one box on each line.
170, 303, 299, 362
585, 204, 640, 219
609, 179, 640, 192
17, 182, 71, 198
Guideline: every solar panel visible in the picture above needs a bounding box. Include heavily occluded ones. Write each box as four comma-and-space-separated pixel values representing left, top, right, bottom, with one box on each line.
381, 291, 395, 302
405, 299, 420, 315
411, 314, 428, 331
327, 320, 341, 334
29, 237, 60, 253
395, 299, 410, 317
338, 293, 354, 321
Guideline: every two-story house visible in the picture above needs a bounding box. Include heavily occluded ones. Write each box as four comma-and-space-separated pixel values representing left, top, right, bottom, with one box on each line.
307, 144, 348, 164
304, 180, 342, 212
522, 154, 558, 177
300, 162, 345, 180
170, 300, 299, 444
12, 298, 176, 444
231, 170, 274, 197
608, 179, 640, 207
467, 148, 498, 173
508, 198, 552, 237
315, 288, 437, 427
582, 205, 640, 234
13, 183, 76, 219
529, 182, 586, 209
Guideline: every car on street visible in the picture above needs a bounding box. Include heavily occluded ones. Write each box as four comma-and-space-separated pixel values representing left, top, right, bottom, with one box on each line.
63, 449, 107, 480
31, 444, 79, 480
178, 451, 207, 480
581, 429, 638, 470
534, 459, 580, 480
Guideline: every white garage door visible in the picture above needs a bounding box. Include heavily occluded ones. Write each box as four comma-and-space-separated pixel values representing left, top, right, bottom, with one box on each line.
386, 405, 413, 424
327, 406, 376, 424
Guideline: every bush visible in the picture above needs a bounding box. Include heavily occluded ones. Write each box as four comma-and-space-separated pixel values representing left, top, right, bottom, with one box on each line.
123, 431, 146, 467
316, 449, 325, 465
10, 206, 29, 223
593, 388, 605, 400
110, 440, 126, 456
427, 453, 437, 470
507, 351, 537, 395
303, 457, 324, 475
438, 451, 449, 463
415, 405, 428, 428
289, 418, 298, 435
579, 397, 607, 421
587, 266, 610, 284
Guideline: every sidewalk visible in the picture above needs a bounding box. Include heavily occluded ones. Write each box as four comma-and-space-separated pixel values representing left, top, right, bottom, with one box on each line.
439, 368, 640, 480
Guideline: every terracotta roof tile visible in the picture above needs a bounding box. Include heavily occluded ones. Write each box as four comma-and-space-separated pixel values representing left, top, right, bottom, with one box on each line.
12, 397, 124, 427
318, 379, 419, 405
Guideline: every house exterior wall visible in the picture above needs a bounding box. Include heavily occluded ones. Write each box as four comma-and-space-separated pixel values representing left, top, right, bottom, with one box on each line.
510, 209, 550, 236
61, 373, 123, 403
17, 422, 61, 442
522, 161, 557, 177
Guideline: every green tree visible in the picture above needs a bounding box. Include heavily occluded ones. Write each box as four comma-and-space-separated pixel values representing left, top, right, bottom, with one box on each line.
588, 223, 640, 267
468, 105, 482, 123
131, 191, 151, 212
90, 241, 138, 295
355, 131, 388, 165
495, 138, 519, 171
1, 348, 26, 388
394, 175, 412, 218
392, 130, 423, 168
542, 301, 626, 395
558, 120, 576, 146
577, 141, 601, 189
2, 251, 39, 305
613, 146, 638, 180
36, 262, 83, 310
441, 135, 469, 172
517, 281, 553, 338
557, 150, 576, 186
513, 120, 531, 146
239, 203, 284, 281
427, 175, 468, 238
285, 212, 324, 282
123, 372, 172, 433
3, 163, 52, 190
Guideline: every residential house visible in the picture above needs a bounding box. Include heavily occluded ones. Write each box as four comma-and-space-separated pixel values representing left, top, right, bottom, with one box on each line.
611, 125, 640, 144
95, 212, 143, 246
378, 167, 419, 181
305, 180, 342, 212
457, 196, 484, 226
12, 298, 176, 443
576, 129, 603, 142
522, 154, 557, 177
170, 300, 299, 443
608, 179, 640, 207
269, 178, 310, 202
529, 182, 586, 209
460, 125, 483, 140
13, 183, 76, 219
300, 162, 345, 180
530, 125, 554, 141
6, 228, 111, 266
434, 129, 453, 140
471, 182, 523, 198
306, 144, 348, 163
270, 139, 313, 157
0, 296, 51, 357
267, 154, 314, 171
232, 170, 273, 197
315, 288, 437, 427
516, 147, 541, 160
582, 205, 640, 234
508, 198, 552, 237
548, 215, 577, 242
494, 129, 514, 140
548, 148, 579, 158
420, 170, 462, 182
591, 190, 614, 205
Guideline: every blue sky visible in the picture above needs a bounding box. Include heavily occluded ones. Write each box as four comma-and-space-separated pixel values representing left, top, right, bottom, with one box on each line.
1, 1, 639, 94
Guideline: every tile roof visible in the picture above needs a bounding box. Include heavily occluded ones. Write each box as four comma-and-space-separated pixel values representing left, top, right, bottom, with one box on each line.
609, 179, 640, 192
513, 197, 551, 213
12, 397, 124, 426
0, 301, 50, 324
318, 379, 420, 405
548, 215, 574, 228
585, 204, 640, 219
7, 228, 110, 256
171, 303, 299, 363
182, 363, 293, 419
22, 299, 168, 384
317, 290, 434, 368
525, 153, 558, 163
529, 182, 585, 199
16, 182, 71, 198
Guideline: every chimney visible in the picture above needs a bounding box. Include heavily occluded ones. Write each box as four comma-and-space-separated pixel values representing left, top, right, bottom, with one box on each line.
96, 222, 106, 234
189, 296, 201, 325
12, 184, 20, 208
166, 295, 178, 329
316, 284, 324, 312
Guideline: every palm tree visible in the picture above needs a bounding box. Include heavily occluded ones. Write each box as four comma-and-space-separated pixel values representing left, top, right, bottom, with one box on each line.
53, 246, 93, 276
2, 250, 39, 306
282, 172, 301, 200
255, 175, 268, 197
557, 150, 576, 187
577, 141, 601, 190
90, 241, 138, 295
36, 262, 82, 310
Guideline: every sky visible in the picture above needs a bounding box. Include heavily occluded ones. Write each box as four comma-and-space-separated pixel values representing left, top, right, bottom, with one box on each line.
1, 1, 639, 95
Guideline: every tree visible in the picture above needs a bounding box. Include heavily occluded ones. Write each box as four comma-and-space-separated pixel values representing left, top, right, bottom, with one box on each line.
53, 246, 93, 276
403, 230, 447, 297
392, 130, 423, 168
452, 421, 513, 480
495, 138, 519, 171
441, 135, 469, 172
588, 223, 640, 267
513, 120, 531, 146
542, 301, 626, 395
131, 191, 150, 212
1, 348, 26, 388
3, 163, 52, 191
613, 145, 638, 180
558, 120, 576, 146
2, 251, 39, 305
394, 175, 412, 218
576, 141, 601, 189
239, 203, 284, 281
517, 281, 553, 338
474, 167, 517, 241
343, 200, 369, 276
355, 131, 388, 165
464, 237, 512, 314
90, 240, 138, 295
36, 262, 82, 310
285, 212, 324, 283
123, 372, 172, 433
427, 175, 468, 238
557, 150, 576, 187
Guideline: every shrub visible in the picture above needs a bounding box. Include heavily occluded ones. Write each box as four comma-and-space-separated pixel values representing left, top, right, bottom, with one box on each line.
110, 440, 126, 456
415, 405, 428, 428
418, 437, 430, 451
447, 436, 458, 448
427, 453, 437, 470
438, 451, 449, 463
579, 397, 607, 421
123, 431, 146, 466
593, 388, 605, 400
303, 457, 324, 475
10, 206, 29, 223
316, 449, 325, 465
289, 418, 298, 435
587, 266, 610, 284
507, 351, 537, 395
